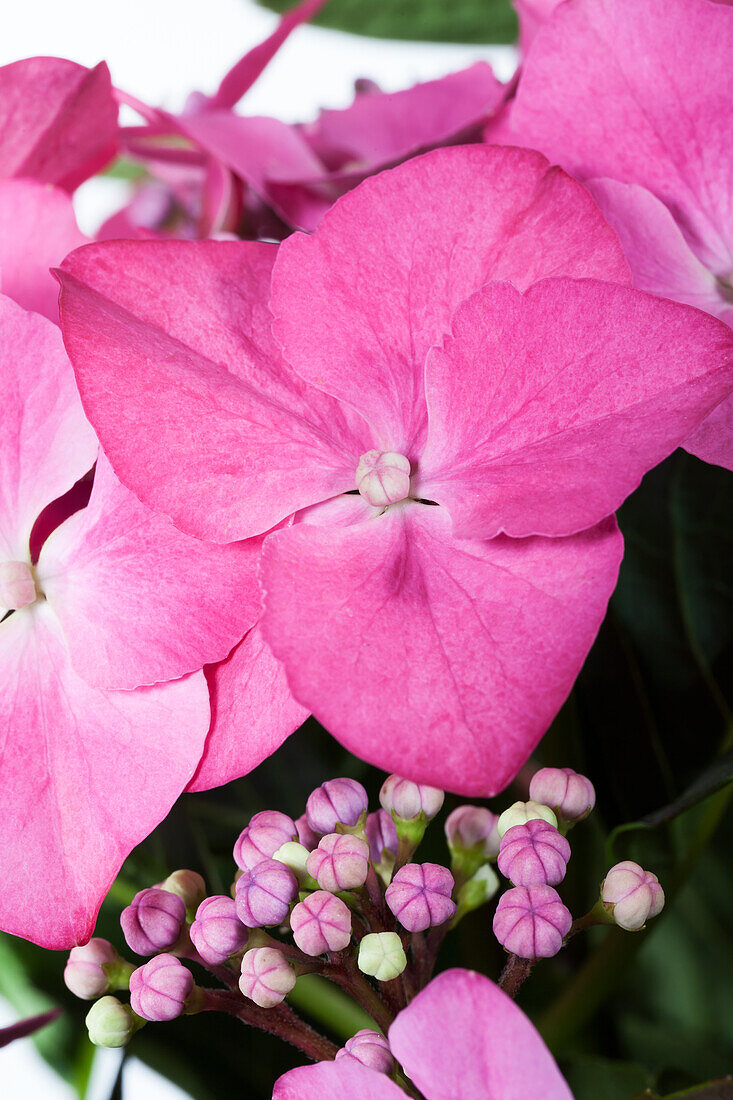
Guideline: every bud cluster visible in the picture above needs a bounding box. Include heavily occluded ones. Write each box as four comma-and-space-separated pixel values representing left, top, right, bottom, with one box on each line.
64, 766, 664, 1071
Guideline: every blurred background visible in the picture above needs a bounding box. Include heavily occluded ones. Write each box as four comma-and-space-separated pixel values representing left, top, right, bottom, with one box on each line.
2, 2, 732, 1099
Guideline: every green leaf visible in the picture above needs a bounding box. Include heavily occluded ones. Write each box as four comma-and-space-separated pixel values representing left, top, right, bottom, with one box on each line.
561, 1054, 651, 1100
256, 0, 517, 44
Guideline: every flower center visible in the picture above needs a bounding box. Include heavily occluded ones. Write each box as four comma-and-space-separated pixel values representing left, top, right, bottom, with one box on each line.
0, 560, 38, 611
355, 450, 411, 508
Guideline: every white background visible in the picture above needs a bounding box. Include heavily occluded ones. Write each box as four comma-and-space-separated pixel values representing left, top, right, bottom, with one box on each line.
0, 1, 515, 1095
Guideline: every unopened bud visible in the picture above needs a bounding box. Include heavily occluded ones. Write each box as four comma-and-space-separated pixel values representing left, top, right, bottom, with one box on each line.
161, 870, 206, 916
235, 858, 298, 928
336, 1029, 394, 1074
306, 778, 368, 836
601, 861, 664, 931
529, 768, 595, 828
290, 891, 352, 956
64, 939, 133, 1000
493, 885, 572, 959
273, 841, 315, 886
0, 560, 36, 609
385, 863, 456, 932
379, 775, 444, 822
234, 811, 297, 871
358, 932, 407, 982
121, 888, 186, 956
85, 996, 143, 1048
239, 947, 296, 1008
129, 955, 196, 1022
356, 450, 411, 507
190, 896, 248, 965
498, 819, 571, 887
497, 801, 557, 839
306, 833, 370, 893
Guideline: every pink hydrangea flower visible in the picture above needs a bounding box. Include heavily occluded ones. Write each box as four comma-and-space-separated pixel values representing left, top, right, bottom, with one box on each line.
273, 968, 572, 1098
58, 145, 733, 796
0, 295, 277, 948
509, 0, 733, 469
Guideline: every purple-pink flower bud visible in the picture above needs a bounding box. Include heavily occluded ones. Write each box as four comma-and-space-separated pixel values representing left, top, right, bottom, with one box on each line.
64, 939, 119, 1000
239, 947, 296, 1008
290, 891, 352, 956
235, 858, 298, 928
529, 767, 596, 824
365, 810, 398, 865
445, 805, 501, 858
233, 811, 297, 871
336, 1029, 394, 1075
129, 954, 193, 1022
306, 778, 368, 835
379, 774, 444, 821
295, 813, 320, 850
385, 863, 456, 932
497, 819, 571, 887
601, 861, 665, 931
121, 888, 186, 956
493, 885, 572, 959
190, 896, 249, 964
306, 833, 370, 892
0, 560, 36, 609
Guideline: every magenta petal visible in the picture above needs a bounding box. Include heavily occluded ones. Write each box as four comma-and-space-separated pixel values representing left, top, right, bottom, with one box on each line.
0, 58, 117, 191
58, 240, 370, 541
511, 0, 733, 270
270, 144, 630, 454
0, 295, 97, 561
0, 180, 86, 321
420, 280, 733, 540
388, 969, 572, 1099
0, 606, 209, 948
261, 504, 622, 796
187, 624, 308, 792
274, 1058, 404, 1099
683, 396, 733, 470
36, 453, 262, 690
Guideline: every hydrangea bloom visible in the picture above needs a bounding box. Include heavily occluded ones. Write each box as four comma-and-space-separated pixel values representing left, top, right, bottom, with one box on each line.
508, 0, 733, 469
273, 968, 572, 1098
0, 295, 271, 947
57, 145, 733, 796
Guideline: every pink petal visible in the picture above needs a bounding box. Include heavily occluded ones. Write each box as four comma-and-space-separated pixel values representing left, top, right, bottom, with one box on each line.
188, 624, 308, 792
36, 453, 261, 690
419, 280, 733, 540
207, 0, 329, 110
510, 0, 733, 271
0, 295, 97, 561
57, 240, 370, 542
388, 968, 572, 1099
309, 63, 504, 172
587, 179, 732, 322
261, 503, 622, 796
0, 605, 209, 948
0, 58, 117, 191
513, 0, 565, 52
274, 1058, 403, 1100
0, 180, 87, 321
684, 395, 733, 470
270, 144, 630, 455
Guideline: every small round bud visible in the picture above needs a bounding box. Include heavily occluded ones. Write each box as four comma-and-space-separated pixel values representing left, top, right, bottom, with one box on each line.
379, 775, 444, 822
356, 450, 411, 507
235, 858, 298, 928
129, 954, 194, 1022
0, 560, 36, 609
234, 811, 297, 871
365, 810, 398, 867
445, 805, 501, 859
306, 833, 370, 892
498, 819, 571, 887
529, 768, 596, 825
385, 863, 456, 932
295, 814, 320, 850
497, 800, 557, 839
336, 1029, 394, 1074
239, 947, 296, 1008
86, 996, 141, 1048
273, 841, 313, 885
190, 896, 248, 965
358, 932, 407, 982
601, 861, 665, 931
64, 939, 120, 1000
161, 870, 206, 912
306, 778, 368, 835
121, 888, 186, 956
493, 885, 572, 959
290, 891, 352, 956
